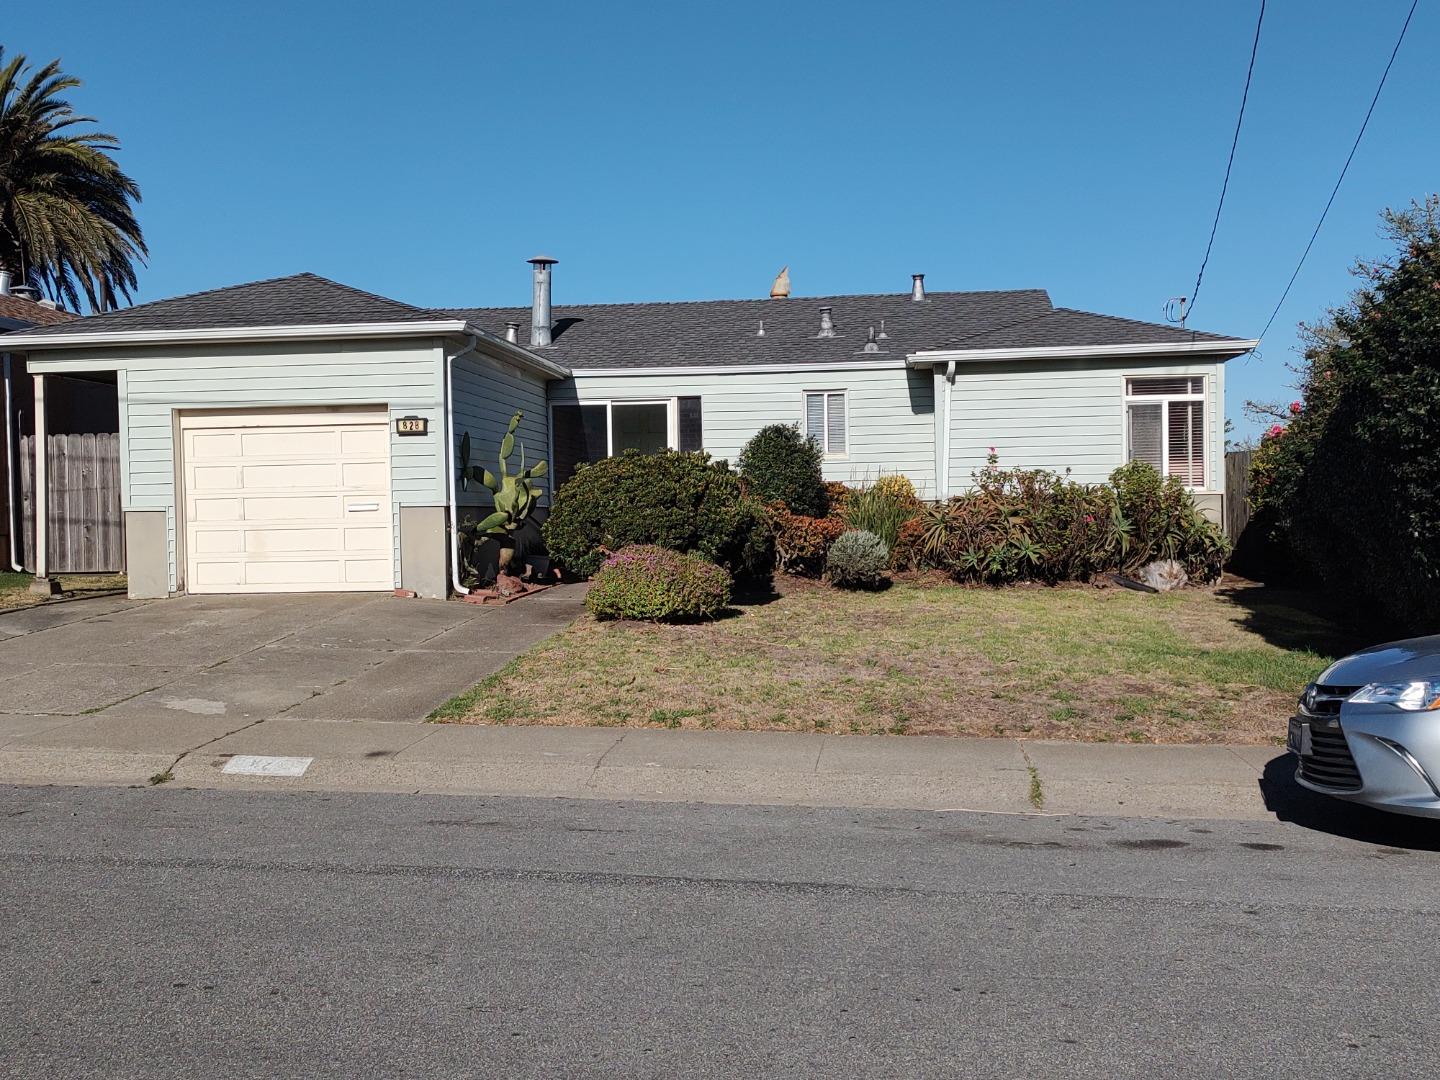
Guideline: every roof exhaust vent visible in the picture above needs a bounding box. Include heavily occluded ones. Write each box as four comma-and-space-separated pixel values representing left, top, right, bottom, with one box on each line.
816, 305, 835, 339
527, 255, 558, 348
10, 284, 39, 302
911, 273, 926, 302
756, 319, 766, 337
877, 318, 888, 340
769, 266, 791, 299
0, 270, 10, 296
863, 325, 880, 353
504, 321, 520, 343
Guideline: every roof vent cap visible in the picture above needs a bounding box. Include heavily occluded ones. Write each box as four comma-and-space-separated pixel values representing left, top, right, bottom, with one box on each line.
10, 284, 39, 302
816, 305, 836, 338
0, 270, 10, 296
862, 325, 880, 353
756, 319, 766, 337
911, 273, 926, 302
504, 321, 520, 343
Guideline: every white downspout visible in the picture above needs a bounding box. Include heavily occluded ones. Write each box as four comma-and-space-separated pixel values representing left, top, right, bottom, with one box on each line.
2, 355, 22, 570
444, 336, 481, 596
941, 360, 956, 498
32, 372, 48, 581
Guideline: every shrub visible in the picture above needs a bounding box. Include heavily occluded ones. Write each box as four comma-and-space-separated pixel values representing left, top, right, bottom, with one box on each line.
823, 481, 853, 517
841, 484, 918, 549
771, 509, 846, 577
826, 530, 891, 589
872, 474, 917, 502
586, 545, 732, 621
1109, 461, 1228, 582
737, 423, 827, 517
544, 450, 773, 581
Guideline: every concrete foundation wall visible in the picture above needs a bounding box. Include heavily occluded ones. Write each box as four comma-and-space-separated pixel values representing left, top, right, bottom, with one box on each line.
123, 509, 169, 598
399, 505, 448, 600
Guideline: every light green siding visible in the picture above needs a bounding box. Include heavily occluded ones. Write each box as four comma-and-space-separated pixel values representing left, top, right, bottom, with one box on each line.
451, 352, 550, 509
32, 338, 446, 591
945, 357, 1226, 496
552, 365, 937, 496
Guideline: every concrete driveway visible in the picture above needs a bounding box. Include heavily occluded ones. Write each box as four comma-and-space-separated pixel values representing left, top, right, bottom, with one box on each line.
0, 590, 585, 725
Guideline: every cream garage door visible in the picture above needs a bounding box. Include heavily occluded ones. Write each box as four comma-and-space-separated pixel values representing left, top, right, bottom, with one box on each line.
181, 408, 393, 593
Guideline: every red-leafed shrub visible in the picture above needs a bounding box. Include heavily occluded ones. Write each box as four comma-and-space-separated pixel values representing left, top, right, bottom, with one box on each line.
771, 509, 846, 577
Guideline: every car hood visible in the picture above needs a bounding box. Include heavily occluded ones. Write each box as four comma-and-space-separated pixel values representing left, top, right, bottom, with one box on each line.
1320, 635, 1440, 686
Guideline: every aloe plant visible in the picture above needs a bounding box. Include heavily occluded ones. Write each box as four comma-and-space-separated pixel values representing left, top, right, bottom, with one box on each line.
460, 412, 547, 582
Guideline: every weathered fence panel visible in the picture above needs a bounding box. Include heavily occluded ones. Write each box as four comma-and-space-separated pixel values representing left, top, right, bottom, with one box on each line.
19, 433, 125, 573
1224, 449, 1254, 540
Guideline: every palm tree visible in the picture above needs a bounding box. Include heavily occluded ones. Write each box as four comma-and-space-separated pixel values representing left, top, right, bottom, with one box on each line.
0, 48, 145, 312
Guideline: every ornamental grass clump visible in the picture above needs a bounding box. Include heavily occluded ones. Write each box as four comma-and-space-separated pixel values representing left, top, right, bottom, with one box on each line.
826, 530, 891, 589
586, 545, 732, 622
841, 484, 917, 550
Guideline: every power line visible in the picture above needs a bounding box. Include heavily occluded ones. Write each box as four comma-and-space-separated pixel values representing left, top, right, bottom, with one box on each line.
1189, 0, 1266, 321
1256, 0, 1421, 345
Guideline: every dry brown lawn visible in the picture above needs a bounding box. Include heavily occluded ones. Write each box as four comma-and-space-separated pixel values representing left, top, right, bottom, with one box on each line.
433, 575, 1349, 745
0, 571, 127, 611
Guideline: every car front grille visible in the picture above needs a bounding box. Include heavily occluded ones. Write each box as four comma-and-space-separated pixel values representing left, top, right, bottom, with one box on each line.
1299, 723, 1363, 791
1307, 684, 1362, 716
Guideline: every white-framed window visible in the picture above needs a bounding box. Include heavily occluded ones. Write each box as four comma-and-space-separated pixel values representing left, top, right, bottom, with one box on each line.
804, 390, 847, 458
1124, 376, 1206, 488
550, 397, 703, 486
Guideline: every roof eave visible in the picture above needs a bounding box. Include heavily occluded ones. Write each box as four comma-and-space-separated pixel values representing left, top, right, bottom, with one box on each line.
464, 323, 571, 379
905, 339, 1259, 367
0, 319, 479, 350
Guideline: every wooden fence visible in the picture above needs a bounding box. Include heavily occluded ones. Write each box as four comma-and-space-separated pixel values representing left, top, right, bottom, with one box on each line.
19, 433, 125, 573
1224, 449, 1254, 540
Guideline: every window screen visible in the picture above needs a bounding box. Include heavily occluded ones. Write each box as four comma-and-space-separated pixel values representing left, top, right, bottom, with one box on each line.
1126, 401, 1163, 471
551, 404, 608, 487
677, 397, 703, 452
1167, 399, 1204, 486
804, 391, 847, 456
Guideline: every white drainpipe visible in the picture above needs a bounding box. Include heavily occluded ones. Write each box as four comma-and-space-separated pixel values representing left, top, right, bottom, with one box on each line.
940, 360, 956, 498
2, 354, 22, 571
444, 336, 481, 596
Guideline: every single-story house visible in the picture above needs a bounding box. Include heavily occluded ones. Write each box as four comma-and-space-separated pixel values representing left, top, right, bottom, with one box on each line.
0, 259, 1256, 600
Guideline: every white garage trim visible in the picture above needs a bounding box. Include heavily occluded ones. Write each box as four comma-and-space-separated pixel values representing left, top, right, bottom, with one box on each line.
178, 405, 393, 594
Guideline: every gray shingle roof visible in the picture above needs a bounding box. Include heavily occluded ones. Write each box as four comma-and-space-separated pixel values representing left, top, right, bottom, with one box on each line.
5, 271, 1254, 368
443, 289, 1249, 369
7, 273, 442, 337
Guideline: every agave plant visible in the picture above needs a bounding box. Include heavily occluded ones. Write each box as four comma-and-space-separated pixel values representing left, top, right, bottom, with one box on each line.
459, 413, 547, 585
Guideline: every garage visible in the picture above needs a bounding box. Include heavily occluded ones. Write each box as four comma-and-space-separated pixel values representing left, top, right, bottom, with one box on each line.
180, 407, 393, 594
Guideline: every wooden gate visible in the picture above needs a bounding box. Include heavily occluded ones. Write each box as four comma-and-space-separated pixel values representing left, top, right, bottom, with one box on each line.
19, 433, 125, 573
1224, 449, 1255, 540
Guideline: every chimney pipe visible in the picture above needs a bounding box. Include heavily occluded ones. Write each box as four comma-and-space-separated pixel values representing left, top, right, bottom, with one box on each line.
504, 321, 520, 343
0, 270, 10, 296
816, 306, 835, 338
911, 274, 926, 302
527, 255, 558, 347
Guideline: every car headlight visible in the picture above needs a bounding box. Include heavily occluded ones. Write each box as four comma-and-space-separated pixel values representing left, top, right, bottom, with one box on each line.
1350, 681, 1440, 711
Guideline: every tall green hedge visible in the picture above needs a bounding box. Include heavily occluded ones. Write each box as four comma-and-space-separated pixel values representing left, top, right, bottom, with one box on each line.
737, 423, 827, 517
542, 449, 772, 582
1249, 197, 1440, 631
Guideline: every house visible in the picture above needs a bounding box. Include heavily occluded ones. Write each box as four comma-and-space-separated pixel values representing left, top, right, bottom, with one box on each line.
0, 259, 1256, 601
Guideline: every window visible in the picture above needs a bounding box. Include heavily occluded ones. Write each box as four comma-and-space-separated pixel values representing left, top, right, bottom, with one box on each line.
550, 397, 703, 486
1124, 376, 1205, 487
804, 391, 847, 457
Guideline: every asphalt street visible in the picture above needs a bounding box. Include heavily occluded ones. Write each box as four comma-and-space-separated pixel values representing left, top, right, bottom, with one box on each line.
3, 784, 1438, 1078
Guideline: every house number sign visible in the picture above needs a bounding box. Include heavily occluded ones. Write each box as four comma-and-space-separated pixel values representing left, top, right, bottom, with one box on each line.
395, 416, 429, 436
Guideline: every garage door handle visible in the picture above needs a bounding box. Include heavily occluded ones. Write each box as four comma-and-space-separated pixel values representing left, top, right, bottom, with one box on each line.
348, 503, 381, 512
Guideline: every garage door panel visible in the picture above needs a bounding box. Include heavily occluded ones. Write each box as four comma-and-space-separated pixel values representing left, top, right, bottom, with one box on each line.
240, 429, 339, 457
182, 409, 392, 594
242, 462, 342, 489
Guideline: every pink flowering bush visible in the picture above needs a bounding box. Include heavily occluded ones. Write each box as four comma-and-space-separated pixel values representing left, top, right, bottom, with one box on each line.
585, 545, 732, 622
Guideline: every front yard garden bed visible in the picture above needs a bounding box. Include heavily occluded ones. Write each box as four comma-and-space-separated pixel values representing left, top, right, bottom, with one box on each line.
433, 575, 1342, 745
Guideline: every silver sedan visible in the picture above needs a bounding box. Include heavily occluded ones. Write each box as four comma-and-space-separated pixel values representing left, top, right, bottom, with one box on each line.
1290, 637, 1440, 818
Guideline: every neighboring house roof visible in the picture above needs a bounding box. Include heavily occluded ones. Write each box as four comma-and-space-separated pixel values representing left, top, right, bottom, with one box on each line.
0, 294, 80, 331
445, 290, 1252, 371
6, 272, 440, 337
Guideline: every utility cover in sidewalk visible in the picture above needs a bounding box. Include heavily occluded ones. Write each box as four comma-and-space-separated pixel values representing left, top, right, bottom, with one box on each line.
221, 755, 313, 777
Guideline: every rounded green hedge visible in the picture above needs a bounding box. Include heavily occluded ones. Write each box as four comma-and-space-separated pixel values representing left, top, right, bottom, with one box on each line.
542, 449, 772, 581
737, 423, 827, 517
586, 545, 732, 621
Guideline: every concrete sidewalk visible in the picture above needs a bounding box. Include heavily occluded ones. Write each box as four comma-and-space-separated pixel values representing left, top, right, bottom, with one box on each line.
0, 711, 1289, 820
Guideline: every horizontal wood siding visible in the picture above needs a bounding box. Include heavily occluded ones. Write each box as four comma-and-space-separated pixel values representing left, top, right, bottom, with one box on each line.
946, 357, 1225, 495
451, 353, 551, 508
551, 366, 937, 497
45, 339, 447, 591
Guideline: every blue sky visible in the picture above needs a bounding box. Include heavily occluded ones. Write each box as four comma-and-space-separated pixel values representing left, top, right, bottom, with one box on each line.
8, 1, 1434, 437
